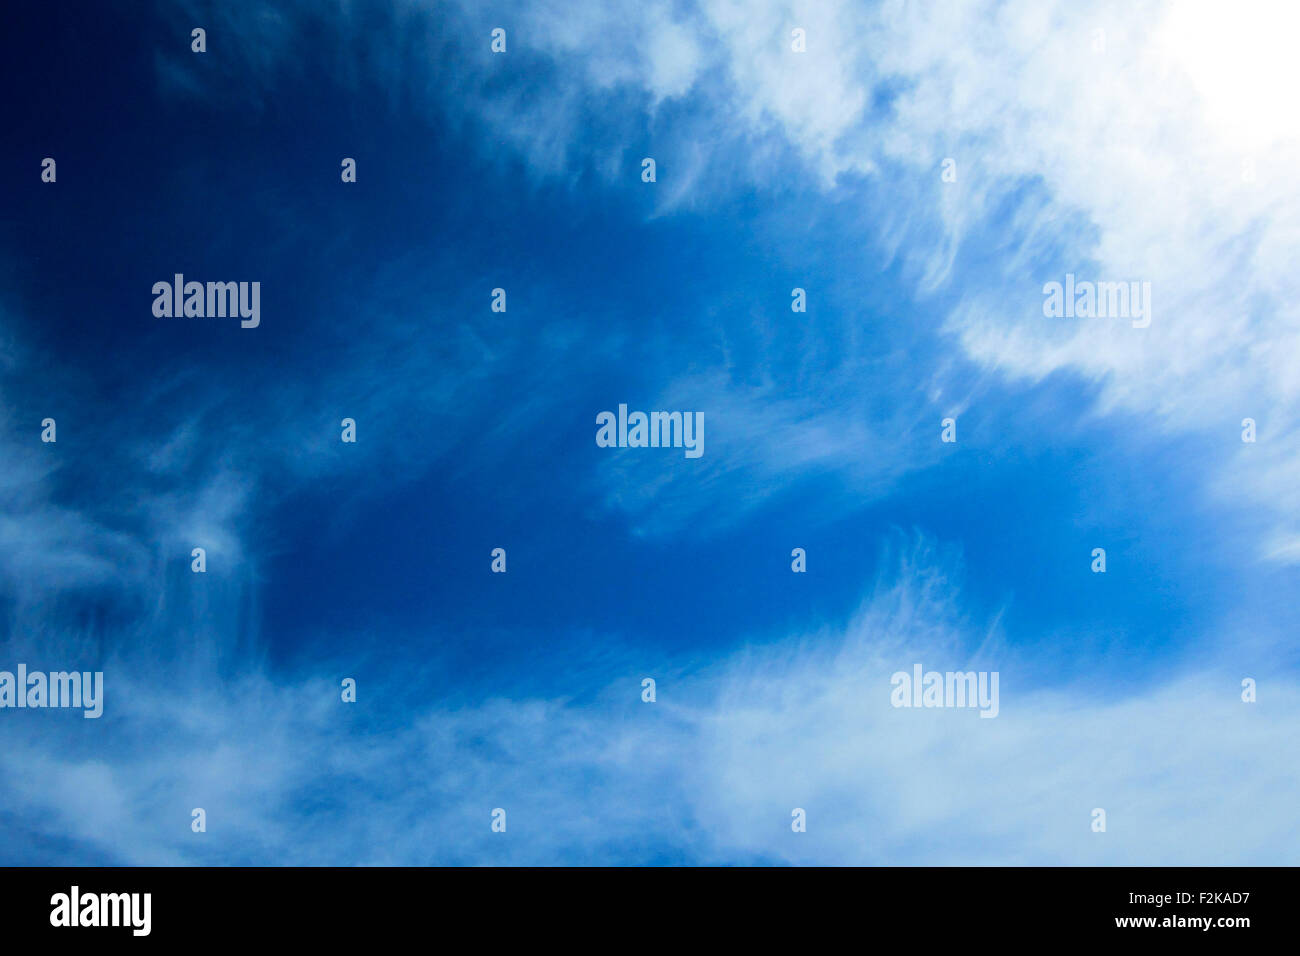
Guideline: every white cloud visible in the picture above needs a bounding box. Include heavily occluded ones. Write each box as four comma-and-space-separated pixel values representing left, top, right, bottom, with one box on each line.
419, 0, 1300, 559
3, 538, 1293, 864
591, 368, 941, 536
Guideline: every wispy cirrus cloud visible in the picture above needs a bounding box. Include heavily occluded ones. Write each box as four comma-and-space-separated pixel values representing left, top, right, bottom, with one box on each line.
3, 536, 1294, 865
403, 0, 1300, 559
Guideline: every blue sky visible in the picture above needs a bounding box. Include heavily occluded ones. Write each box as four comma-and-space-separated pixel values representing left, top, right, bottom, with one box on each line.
1, 0, 1298, 865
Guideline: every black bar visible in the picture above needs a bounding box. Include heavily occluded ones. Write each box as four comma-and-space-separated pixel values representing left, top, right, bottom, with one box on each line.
0, 866, 1283, 943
